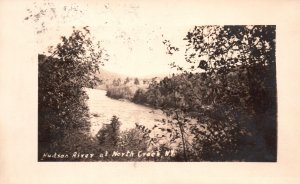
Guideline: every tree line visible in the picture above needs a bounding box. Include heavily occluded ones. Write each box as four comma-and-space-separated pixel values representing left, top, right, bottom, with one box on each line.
132, 25, 276, 161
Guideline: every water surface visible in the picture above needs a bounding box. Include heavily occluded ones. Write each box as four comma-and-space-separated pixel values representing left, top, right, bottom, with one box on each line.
86, 88, 168, 136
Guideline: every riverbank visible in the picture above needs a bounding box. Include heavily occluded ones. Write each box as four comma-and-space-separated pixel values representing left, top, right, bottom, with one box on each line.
85, 88, 169, 136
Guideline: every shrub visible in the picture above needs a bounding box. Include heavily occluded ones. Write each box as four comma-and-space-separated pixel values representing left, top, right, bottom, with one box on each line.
96, 115, 121, 146
132, 88, 147, 104
106, 86, 133, 100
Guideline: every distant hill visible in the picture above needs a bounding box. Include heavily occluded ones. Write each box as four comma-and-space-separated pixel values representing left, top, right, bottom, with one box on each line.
96, 68, 169, 81
95, 68, 169, 90
38, 54, 168, 90
96, 69, 128, 81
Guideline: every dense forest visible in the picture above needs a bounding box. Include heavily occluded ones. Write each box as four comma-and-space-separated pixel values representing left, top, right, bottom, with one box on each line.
112, 25, 277, 161
38, 25, 276, 161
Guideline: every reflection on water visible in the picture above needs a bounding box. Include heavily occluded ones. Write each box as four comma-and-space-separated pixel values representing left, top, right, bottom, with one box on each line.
85, 88, 168, 136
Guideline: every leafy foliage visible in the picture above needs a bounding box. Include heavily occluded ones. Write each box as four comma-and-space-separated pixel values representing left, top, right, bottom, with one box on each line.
38, 27, 107, 158
133, 25, 277, 161
182, 25, 276, 161
117, 123, 151, 153
113, 78, 122, 86
106, 86, 134, 99
134, 78, 140, 85
96, 115, 121, 146
124, 77, 130, 84
38, 25, 276, 162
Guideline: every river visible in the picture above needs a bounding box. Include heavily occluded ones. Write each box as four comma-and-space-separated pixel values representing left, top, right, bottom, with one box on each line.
85, 88, 169, 137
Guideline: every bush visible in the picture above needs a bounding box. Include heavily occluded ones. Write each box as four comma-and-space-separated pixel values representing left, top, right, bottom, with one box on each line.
132, 88, 147, 104
106, 86, 133, 100
96, 115, 121, 146
95, 116, 160, 161
118, 127, 150, 152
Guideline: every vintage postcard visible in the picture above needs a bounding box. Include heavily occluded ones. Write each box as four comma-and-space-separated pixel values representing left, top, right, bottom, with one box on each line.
1, 0, 300, 183
33, 2, 277, 162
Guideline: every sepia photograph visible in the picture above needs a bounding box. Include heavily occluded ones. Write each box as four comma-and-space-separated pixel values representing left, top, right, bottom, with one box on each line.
30, 1, 277, 162
1, 0, 300, 183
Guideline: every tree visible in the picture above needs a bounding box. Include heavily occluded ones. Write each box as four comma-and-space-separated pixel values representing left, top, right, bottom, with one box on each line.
134, 78, 140, 85
38, 26, 107, 156
184, 25, 276, 108
150, 25, 277, 161
124, 77, 130, 84
181, 25, 276, 160
96, 115, 121, 146
113, 78, 121, 86
132, 88, 146, 104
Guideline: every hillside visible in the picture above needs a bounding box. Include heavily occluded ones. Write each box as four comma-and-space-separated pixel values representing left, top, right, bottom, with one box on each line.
95, 68, 168, 90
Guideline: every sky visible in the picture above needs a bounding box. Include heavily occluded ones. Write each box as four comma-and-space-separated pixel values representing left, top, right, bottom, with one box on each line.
28, 0, 194, 77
